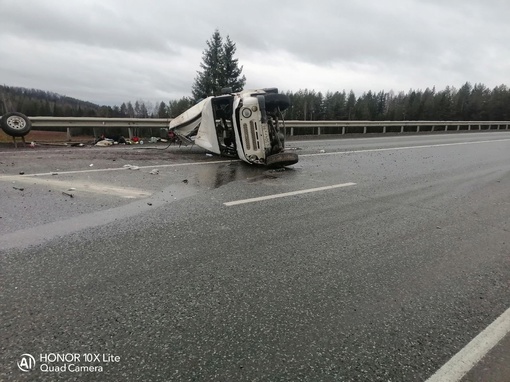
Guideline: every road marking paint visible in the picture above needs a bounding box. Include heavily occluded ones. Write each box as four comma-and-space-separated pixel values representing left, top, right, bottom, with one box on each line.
2, 137, 507, 178
300, 138, 510, 157
295, 131, 510, 144
3, 177, 151, 198
426, 307, 510, 382
224, 182, 356, 206
0, 159, 239, 178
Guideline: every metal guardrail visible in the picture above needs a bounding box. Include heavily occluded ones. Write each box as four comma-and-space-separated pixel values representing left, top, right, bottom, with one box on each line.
28, 117, 510, 139
29, 117, 171, 139
284, 120, 510, 135
29, 117, 172, 128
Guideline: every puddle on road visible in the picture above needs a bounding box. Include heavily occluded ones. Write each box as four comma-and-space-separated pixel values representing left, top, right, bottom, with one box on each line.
191, 162, 285, 189
0, 161, 299, 250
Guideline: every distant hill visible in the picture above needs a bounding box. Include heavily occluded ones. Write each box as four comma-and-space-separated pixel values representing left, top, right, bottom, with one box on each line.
0, 85, 100, 117
0, 85, 194, 119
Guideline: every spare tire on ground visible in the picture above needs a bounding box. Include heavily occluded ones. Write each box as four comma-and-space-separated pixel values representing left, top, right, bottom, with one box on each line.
1, 112, 32, 137
266, 152, 299, 168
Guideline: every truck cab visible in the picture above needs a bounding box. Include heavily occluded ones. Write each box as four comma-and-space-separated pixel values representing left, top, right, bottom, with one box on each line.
169, 88, 298, 167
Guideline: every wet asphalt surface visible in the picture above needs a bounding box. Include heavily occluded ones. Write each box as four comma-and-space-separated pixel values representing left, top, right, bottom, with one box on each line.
1, 132, 509, 381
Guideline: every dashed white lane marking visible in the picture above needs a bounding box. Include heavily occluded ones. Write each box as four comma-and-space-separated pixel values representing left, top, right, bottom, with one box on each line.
300, 138, 510, 157
426, 307, 510, 382
224, 182, 356, 206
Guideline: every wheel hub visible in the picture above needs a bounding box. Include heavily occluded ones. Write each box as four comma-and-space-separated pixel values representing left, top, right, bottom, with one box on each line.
6, 116, 26, 130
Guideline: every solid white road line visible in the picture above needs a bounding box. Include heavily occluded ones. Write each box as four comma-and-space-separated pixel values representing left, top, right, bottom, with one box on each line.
4, 177, 151, 198
426, 307, 510, 382
0, 159, 238, 178
300, 138, 510, 157
1, 137, 508, 178
224, 182, 356, 206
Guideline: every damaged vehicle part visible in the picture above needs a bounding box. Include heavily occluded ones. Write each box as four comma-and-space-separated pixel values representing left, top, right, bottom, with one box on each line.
169, 89, 298, 167
1, 112, 32, 137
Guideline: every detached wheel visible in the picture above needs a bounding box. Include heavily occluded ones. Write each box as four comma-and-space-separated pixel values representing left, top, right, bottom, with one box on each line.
266, 152, 299, 168
1, 112, 32, 137
265, 93, 291, 112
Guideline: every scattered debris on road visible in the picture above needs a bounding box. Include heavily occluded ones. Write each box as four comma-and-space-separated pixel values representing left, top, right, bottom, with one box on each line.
123, 164, 140, 170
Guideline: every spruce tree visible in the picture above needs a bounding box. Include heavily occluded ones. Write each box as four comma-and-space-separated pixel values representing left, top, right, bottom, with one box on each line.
191, 30, 246, 100
222, 36, 246, 92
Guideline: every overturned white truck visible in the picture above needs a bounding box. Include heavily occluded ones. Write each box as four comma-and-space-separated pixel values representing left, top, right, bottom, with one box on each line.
169, 88, 298, 167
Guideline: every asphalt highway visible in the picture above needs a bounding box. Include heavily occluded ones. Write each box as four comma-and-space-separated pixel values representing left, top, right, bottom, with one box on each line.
1, 132, 509, 381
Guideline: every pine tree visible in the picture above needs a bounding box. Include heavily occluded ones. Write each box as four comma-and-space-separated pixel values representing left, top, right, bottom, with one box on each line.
346, 91, 356, 120
191, 30, 246, 100
120, 103, 128, 117
222, 36, 246, 92
157, 101, 169, 118
126, 102, 135, 118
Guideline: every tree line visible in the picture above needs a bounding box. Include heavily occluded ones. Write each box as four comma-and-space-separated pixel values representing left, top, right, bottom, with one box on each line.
2, 82, 509, 121
284, 83, 510, 121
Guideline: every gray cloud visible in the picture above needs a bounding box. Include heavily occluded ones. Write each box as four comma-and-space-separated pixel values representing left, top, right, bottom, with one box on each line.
1, 0, 508, 105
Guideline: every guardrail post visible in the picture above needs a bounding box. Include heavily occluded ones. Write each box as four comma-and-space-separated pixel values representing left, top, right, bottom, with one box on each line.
342, 126, 345, 135
317, 127, 321, 136
290, 127, 294, 136
383, 126, 386, 133
66, 127, 71, 141
363, 126, 367, 134
417, 125, 420, 133
400, 125, 404, 133
128, 128, 134, 139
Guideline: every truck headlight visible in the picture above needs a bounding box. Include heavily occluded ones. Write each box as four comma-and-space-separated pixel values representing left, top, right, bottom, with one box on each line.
241, 108, 252, 118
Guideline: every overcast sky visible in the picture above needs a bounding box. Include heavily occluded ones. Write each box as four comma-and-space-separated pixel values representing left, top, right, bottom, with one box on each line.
1, 0, 509, 106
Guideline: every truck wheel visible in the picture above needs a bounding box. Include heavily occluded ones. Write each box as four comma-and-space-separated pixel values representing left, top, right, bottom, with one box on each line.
1, 112, 32, 137
265, 94, 291, 111
266, 152, 299, 168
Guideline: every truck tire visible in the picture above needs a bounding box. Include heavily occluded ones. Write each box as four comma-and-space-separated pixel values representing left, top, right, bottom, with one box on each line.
1, 112, 32, 137
265, 93, 291, 112
266, 152, 299, 168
